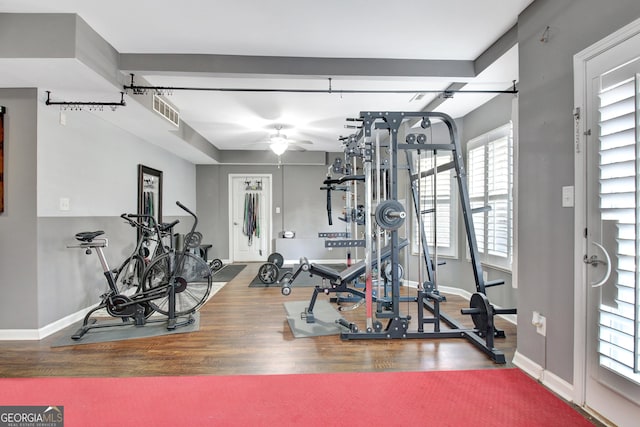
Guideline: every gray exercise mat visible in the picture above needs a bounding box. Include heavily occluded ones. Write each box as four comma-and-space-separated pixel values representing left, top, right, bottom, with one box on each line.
284, 300, 343, 338
211, 264, 246, 282
51, 313, 200, 347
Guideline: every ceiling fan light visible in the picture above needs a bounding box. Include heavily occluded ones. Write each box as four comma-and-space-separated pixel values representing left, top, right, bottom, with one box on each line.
270, 141, 288, 155
270, 133, 288, 145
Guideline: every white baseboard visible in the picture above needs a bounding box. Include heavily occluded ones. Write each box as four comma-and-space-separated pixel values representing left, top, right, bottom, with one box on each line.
0, 304, 97, 341
513, 350, 544, 380
513, 350, 575, 402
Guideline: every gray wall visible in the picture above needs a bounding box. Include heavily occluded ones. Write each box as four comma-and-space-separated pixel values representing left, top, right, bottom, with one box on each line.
517, 0, 640, 383
0, 89, 39, 329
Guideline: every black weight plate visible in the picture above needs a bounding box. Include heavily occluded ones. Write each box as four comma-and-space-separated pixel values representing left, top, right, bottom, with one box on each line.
469, 293, 490, 335
258, 262, 279, 284
374, 200, 405, 230
209, 259, 223, 271
267, 252, 284, 268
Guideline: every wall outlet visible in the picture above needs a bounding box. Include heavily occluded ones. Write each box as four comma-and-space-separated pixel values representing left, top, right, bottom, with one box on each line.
532, 311, 546, 336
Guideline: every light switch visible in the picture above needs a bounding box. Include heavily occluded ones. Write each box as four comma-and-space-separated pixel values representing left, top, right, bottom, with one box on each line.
562, 186, 574, 208
275, 206, 281, 214
59, 197, 70, 211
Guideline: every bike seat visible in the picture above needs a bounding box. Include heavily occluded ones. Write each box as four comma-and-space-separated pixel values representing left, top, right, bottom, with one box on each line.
75, 230, 105, 242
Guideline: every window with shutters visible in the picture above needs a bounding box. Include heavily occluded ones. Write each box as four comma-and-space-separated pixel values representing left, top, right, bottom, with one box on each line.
596, 59, 640, 383
411, 151, 457, 258
467, 123, 514, 270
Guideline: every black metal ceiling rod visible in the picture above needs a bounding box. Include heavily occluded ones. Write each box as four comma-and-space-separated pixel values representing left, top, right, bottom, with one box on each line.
45, 91, 126, 110
124, 74, 518, 96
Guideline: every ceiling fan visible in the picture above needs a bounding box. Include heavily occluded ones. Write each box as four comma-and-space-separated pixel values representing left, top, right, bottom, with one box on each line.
267, 125, 313, 155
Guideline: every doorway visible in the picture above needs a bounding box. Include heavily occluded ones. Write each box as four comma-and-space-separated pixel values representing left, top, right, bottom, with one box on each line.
574, 18, 640, 426
229, 174, 272, 263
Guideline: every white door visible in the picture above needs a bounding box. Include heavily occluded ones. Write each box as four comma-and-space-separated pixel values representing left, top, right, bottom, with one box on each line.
583, 31, 640, 425
229, 174, 271, 262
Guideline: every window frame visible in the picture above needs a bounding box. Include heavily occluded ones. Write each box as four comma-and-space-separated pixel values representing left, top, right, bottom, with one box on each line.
466, 122, 514, 271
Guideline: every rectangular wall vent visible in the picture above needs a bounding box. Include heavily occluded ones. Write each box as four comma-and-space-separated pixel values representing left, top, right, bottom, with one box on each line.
152, 94, 179, 127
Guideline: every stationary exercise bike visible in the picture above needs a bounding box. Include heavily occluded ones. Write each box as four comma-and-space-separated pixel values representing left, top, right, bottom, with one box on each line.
69, 201, 212, 340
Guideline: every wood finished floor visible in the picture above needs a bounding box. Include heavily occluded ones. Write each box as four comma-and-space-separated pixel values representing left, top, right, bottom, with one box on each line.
0, 262, 517, 378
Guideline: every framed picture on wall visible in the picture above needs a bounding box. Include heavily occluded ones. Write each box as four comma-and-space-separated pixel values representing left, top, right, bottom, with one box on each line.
137, 164, 163, 229
0, 106, 5, 213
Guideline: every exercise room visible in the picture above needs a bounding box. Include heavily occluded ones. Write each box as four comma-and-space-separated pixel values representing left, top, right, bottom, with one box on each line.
1, 1, 640, 426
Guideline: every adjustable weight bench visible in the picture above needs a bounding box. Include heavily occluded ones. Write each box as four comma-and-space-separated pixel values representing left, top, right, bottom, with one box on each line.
281, 240, 408, 323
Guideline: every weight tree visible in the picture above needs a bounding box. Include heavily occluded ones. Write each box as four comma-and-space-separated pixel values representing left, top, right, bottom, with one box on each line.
338, 111, 516, 364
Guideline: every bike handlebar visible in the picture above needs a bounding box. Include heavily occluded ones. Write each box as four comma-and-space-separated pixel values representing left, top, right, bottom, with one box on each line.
176, 201, 198, 235
120, 213, 159, 237
176, 201, 195, 217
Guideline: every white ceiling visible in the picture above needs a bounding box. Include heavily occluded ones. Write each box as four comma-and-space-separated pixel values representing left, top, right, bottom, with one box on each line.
0, 0, 533, 161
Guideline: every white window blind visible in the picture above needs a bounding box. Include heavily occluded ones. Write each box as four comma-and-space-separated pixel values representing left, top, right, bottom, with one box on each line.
412, 152, 457, 257
596, 64, 640, 382
467, 123, 514, 270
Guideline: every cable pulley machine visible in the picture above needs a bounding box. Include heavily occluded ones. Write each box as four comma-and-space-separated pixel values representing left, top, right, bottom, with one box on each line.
334, 111, 516, 364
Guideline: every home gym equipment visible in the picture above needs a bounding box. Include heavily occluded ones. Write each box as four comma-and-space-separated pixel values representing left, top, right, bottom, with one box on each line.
68, 201, 213, 340
374, 199, 406, 231
209, 258, 223, 272
114, 213, 179, 296
258, 262, 280, 284
321, 158, 365, 266
462, 292, 517, 339
268, 252, 284, 268
280, 240, 408, 322
283, 111, 516, 364
256, 252, 285, 284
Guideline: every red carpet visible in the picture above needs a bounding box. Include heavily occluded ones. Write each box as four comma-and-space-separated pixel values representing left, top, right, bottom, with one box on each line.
0, 369, 590, 426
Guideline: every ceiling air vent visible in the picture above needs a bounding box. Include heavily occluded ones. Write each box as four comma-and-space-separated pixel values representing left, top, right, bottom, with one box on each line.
152, 94, 179, 127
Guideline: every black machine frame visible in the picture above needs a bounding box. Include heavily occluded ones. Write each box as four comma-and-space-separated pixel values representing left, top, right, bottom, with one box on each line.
336, 111, 516, 363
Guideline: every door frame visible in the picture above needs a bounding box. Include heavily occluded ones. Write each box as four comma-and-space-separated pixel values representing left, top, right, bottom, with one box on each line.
573, 16, 640, 410
228, 173, 273, 263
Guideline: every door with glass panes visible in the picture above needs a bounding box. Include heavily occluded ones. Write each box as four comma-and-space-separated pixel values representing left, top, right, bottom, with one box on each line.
584, 31, 640, 425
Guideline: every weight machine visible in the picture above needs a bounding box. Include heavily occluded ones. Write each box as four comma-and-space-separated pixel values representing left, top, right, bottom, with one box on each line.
335, 111, 515, 364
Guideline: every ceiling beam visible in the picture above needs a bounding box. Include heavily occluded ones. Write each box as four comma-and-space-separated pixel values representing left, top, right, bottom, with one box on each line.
0, 13, 77, 58
474, 23, 518, 75
119, 54, 475, 79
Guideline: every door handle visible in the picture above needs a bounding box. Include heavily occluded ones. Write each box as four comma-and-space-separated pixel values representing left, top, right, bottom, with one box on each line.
587, 241, 611, 288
